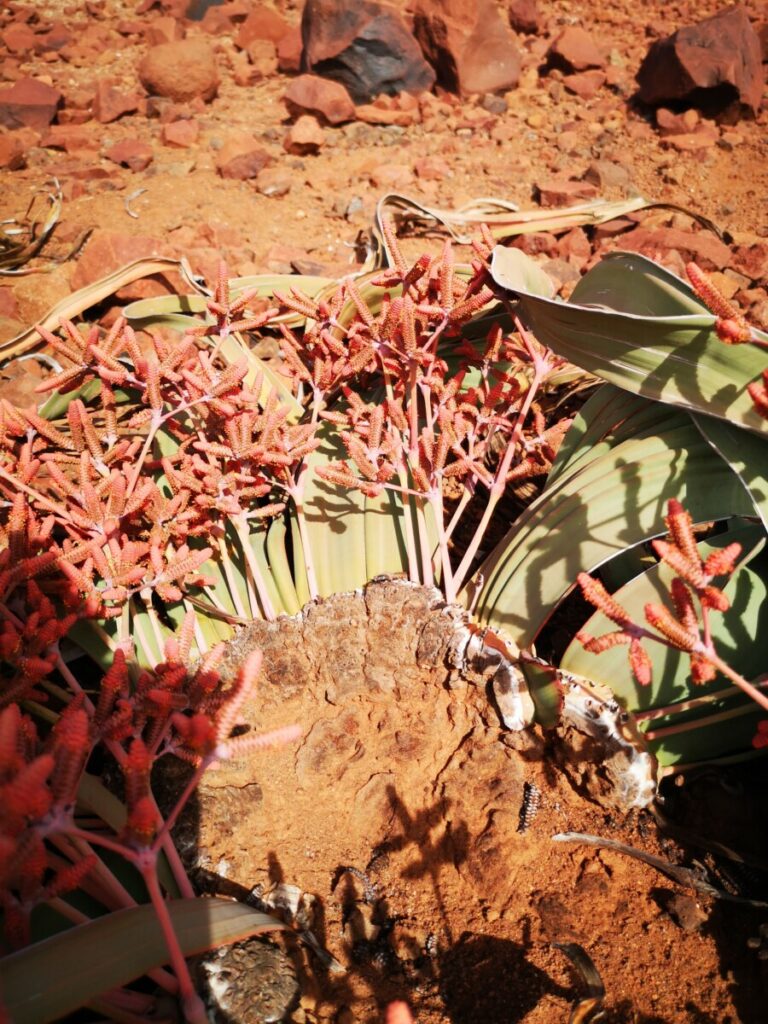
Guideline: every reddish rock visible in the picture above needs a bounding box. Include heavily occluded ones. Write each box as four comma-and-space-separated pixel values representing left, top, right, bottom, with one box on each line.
733, 242, 768, 282
656, 107, 699, 135
759, 22, 768, 63
105, 138, 154, 171
507, 0, 543, 35
555, 226, 591, 269
512, 232, 558, 257
244, 38, 278, 76
583, 160, 632, 190
162, 118, 199, 147
414, 156, 451, 180
413, 0, 521, 96
355, 100, 417, 126
256, 165, 292, 197
369, 162, 414, 188
116, 19, 147, 36
232, 60, 263, 87
139, 39, 219, 103
235, 4, 290, 48
277, 26, 302, 72
284, 73, 355, 125
70, 232, 166, 290
35, 22, 73, 54
145, 15, 185, 45
302, 0, 435, 103
198, 1, 251, 35
92, 81, 140, 123
215, 134, 272, 179
283, 114, 326, 154
535, 177, 599, 207
0, 132, 26, 170
40, 125, 99, 154
662, 124, 719, 151
2, 23, 37, 54
562, 69, 606, 99
0, 77, 62, 131
548, 26, 606, 72
616, 226, 732, 271
636, 6, 764, 115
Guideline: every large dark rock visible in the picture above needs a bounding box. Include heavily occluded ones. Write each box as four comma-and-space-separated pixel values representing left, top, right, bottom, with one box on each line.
636, 5, 764, 115
413, 0, 521, 96
301, 0, 435, 103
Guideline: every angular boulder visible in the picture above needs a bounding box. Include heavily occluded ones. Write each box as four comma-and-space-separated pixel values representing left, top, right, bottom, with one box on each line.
301, 0, 435, 103
0, 78, 61, 131
283, 73, 355, 125
548, 26, 605, 72
507, 0, 544, 35
139, 39, 219, 103
413, 0, 521, 96
636, 6, 764, 115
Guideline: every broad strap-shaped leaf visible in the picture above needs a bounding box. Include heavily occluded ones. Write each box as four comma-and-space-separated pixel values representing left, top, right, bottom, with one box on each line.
693, 412, 768, 530
490, 249, 768, 436
2, 898, 283, 1024
560, 527, 768, 766
545, 384, 682, 488
294, 426, 369, 599
472, 408, 755, 646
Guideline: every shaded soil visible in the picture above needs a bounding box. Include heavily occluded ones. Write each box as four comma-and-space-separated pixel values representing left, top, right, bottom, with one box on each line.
2, 1, 768, 1022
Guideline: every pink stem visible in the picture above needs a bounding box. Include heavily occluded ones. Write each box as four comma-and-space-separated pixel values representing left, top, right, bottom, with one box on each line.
141, 865, 207, 1024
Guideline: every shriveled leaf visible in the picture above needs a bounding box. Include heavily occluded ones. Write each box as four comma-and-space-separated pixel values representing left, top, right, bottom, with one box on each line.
0, 182, 63, 274
3, 257, 196, 360
371, 193, 652, 268
560, 527, 768, 766
490, 249, 768, 436
472, 405, 755, 646
2, 898, 283, 1024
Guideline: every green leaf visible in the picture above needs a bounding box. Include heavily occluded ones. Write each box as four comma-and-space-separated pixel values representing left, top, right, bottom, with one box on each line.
299, 429, 369, 598
473, 405, 755, 647
364, 488, 410, 579
545, 384, 682, 488
1, 898, 284, 1024
490, 249, 768, 436
692, 412, 768, 530
560, 528, 768, 766
489, 246, 555, 298
265, 515, 302, 615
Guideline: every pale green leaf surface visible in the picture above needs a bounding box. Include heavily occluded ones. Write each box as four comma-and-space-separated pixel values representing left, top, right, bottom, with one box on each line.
2, 898, 283, 1024
693, 412, 768, 530
489, 247, 555, 298
265, 516, 302, 615
474, 421, 754, 646
299, 428, 368, 598
545, 385, 682, 488
490, 249, 768, 435
364, 488, 409, 579
560, 529, 768, 765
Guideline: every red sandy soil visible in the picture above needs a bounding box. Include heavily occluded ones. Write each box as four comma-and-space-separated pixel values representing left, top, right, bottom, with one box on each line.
1, 1, 768, 1023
